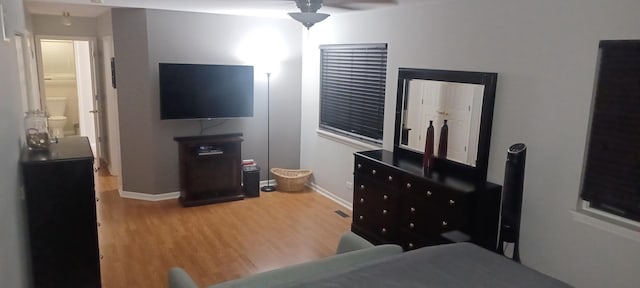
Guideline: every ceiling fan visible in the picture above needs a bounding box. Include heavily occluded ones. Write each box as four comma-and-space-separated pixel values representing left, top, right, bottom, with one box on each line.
287, 0, 398, 29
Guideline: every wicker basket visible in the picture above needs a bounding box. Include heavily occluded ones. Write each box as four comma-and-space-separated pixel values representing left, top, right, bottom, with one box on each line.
271, 168, 312, 192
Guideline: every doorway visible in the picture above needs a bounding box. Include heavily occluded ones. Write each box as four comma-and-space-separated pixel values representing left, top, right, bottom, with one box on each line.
35, 37, 101, 161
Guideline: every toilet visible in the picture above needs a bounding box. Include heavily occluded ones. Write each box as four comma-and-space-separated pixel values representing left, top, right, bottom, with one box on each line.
46, 97, 67, 138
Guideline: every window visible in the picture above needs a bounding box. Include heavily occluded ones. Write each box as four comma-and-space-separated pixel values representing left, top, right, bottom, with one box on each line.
319, 43, 388, 144
580, 40, 640, 223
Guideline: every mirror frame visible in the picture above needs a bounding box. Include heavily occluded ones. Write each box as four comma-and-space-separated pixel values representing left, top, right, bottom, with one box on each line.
393, 68, 498, 182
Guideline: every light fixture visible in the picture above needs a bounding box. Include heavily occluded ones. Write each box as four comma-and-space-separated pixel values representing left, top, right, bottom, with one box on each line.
289, 0, 330, 30
288, 12, 330, 29
261, 72, 276, 192
61, 12, 71, 27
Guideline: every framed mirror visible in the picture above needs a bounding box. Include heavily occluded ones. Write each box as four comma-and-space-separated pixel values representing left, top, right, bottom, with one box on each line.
393, 68, 497, 182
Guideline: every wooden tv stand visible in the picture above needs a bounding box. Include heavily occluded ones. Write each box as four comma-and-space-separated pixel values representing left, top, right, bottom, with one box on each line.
174, 134, 244, 207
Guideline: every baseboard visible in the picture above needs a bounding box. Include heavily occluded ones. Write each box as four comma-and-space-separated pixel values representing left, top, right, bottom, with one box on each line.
119, 190, 180, 201
116, 182, 347, 205
307, 182, 353, 211
259, 179, 276, 187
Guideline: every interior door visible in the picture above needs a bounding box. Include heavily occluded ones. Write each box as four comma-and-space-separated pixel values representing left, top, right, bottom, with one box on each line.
102, 36, 121, 177
441, 83, 473, 164
419, 81, 444, 152
74, 40, 101, 163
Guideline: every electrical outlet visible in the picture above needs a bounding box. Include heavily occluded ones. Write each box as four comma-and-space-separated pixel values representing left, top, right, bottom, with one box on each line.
345, 181, 353, 190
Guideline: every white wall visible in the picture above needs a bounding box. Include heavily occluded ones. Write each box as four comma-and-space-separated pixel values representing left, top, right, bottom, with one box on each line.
0, 0, 29, 286
300, 0, 640, 287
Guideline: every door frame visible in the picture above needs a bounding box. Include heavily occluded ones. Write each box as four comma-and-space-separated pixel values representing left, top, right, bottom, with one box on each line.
34, 35, 104, 163
101, 35, 122, 179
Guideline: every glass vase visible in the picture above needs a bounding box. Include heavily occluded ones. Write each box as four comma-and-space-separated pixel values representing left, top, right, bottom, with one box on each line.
25, 110, 50, 151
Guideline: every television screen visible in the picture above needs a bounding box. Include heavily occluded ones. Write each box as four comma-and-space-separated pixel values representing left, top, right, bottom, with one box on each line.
159, 63, 254, 119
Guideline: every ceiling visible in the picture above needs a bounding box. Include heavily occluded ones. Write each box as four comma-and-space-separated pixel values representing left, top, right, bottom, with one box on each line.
25, 0, 427, 19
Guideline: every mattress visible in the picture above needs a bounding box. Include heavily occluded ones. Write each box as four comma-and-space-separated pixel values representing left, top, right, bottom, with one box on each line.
285, 243, 572, 288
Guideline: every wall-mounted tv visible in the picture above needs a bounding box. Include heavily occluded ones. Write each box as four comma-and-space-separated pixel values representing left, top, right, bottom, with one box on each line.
159, 63, 254, 120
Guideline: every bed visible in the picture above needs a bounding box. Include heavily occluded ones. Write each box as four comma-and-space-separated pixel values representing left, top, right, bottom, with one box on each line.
284, 242, 571, 288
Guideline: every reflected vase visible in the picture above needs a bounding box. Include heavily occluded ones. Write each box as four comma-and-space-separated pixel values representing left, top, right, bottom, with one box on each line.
423, 120, 434, 170
438, 119, 448, 158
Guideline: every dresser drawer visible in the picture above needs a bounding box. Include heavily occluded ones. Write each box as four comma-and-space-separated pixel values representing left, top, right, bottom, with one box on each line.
352, 215, 397, 240
353, 173, 399, 241
351, 150, 502, 252
353, 199, 397, 242
396, 231, 449, 251
400, 176, 471, 237
354, 175, 398, 211
355, 156, 399, 185
396, 233, 429, 251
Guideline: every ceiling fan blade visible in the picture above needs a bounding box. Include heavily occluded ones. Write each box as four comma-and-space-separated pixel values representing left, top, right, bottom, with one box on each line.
322, 0, 398, 10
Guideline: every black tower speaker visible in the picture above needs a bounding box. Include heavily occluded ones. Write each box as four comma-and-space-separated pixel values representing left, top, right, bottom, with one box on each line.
498, 143, 527, 262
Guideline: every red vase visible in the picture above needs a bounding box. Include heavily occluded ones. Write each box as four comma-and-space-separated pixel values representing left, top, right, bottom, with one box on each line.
423, 120, 435, 170
438, 119, 448, 158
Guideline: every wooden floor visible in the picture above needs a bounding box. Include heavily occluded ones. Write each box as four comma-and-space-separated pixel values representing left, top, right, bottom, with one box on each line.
94, 170, 352, 288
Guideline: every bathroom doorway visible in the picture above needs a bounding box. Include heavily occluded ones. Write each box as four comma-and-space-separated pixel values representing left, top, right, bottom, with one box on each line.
35, 36, 102, 162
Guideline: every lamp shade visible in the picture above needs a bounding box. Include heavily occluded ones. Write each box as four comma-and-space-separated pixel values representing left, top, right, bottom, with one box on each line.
288, 12, 329, 29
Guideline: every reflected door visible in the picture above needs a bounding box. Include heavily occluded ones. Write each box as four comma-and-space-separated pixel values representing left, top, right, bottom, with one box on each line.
440, 83, 473, 164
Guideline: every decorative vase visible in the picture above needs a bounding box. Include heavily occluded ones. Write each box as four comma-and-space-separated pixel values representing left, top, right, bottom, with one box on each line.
423, 120, 435, 170
438, 119, 448, 158
24, 110, 50, 151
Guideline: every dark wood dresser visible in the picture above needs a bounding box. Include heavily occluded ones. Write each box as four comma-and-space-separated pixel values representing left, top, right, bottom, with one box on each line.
21, 137, 101, 288
352, 149, 501, 251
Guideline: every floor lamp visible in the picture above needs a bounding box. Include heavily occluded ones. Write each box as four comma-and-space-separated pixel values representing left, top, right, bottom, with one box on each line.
261, 72, 275, 192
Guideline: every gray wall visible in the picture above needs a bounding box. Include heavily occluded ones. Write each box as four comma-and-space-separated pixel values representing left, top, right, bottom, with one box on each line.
0, 0, 29, 286
112, 8, 156, 193
112, 9, 302, 193
96, 10, 112, 38
300, 0, 640, 287
32, 14, 97, 37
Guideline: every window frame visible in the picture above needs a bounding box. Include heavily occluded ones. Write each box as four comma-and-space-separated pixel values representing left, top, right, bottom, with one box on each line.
318, 43, 388, 145
577, 40, 640, 231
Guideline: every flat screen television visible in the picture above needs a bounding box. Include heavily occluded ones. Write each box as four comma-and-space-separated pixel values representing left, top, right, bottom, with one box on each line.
159, 63, 254, 119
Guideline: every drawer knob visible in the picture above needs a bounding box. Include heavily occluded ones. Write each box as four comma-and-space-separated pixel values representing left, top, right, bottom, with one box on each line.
359, 215, 364, 220
442, 221, 448, 227
383, 195, 389, 200
410, 207, 416, 213
382, 209, 388, 215
409, 223, 415, 229
381, 228, 387, 234
97, 222, 101, 227
359, 198, 365, 203
100, 254, 104, 260
360, 185, 365, 190
426, 191, 433, 197
96, 197, 100, 202
408, 243, 414, 249
449, 199, 455, 206
357, 163, 362, 169
388, 176, 393, 181
406, 183, 412, 188
372, 169, 377, 175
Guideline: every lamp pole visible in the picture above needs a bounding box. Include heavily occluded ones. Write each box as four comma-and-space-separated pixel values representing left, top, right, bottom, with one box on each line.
261, 72, 275, 192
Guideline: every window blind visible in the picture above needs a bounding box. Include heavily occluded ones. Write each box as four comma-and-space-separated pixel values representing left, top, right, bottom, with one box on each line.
581, 40, 640, 222
319, 43, 388, 143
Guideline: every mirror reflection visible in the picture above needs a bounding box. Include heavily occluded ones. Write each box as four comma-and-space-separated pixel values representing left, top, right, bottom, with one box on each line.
400, 79, 484, 166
